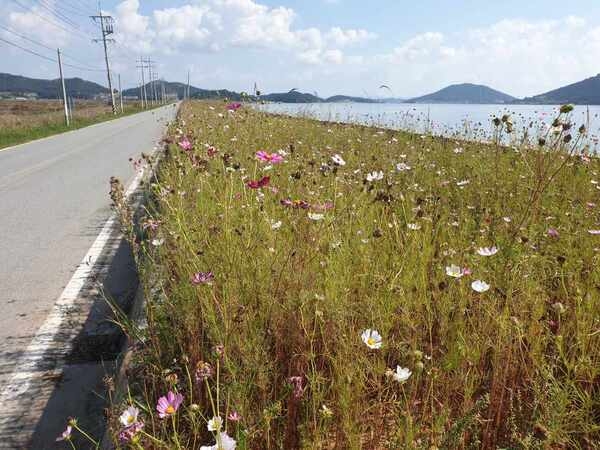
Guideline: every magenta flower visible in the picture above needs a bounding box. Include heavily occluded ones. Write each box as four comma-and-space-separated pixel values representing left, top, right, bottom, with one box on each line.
547, 228, 560, 238
227, 102, 242, 111
256, 151, 284, 163
191, 271, 214, 285
156, 391, 183, 418
178, 137, 193, 151
247, 176, 270, 189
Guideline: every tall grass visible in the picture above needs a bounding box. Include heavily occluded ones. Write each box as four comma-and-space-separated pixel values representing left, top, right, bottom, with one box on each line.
100, 101, 599, 449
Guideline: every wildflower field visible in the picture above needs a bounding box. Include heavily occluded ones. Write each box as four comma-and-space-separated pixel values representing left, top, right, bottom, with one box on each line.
103, 101, 600, 449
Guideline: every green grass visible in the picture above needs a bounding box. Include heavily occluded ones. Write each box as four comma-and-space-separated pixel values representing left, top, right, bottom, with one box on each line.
0, 104, 164, 150
100, 101, 600, 450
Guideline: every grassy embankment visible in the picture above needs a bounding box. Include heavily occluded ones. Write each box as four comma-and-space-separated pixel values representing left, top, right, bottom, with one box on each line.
98, 101, 599, 449
0, 100, 162, 149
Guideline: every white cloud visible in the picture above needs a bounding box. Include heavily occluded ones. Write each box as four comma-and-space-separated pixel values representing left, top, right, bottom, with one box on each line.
7, 0, 70, 47
112, 0, 373, 65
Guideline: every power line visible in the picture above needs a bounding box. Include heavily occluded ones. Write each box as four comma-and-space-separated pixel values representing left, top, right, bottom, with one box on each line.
0, 35, 55, 62
0, 23, 103, 70
9, 0, 94, 40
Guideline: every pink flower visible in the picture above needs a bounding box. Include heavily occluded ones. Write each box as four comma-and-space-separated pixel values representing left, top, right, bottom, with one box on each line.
547, 228, 560, 238
312, 201, 334, 212
288, 376, 305, 399
588, 229, 600, 235
228, 411, 242, 422
247, 176, 270, 189
56, 425, 72, 442
191, 271, 214, 285
156, 391, 183, 418
227, 102, 242, 111
462, 267, 472, 276
119, 421, 144, 443
207, 146, 218, 157
281, 199, 311, 209
256, 151, 284, 163
178, 137, 193, 151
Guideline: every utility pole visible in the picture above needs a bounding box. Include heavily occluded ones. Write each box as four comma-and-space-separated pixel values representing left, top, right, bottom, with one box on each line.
91, 6, 116, 114
137, 57, 147, 108
57, 48, 70, 126
186, 70, 190, 100
118, 73, 123, 113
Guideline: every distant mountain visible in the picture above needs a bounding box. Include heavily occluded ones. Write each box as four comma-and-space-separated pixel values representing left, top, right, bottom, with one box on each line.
0, 73, 109, 99
407, 83, 516, 104
261, 91, 322, 103
325, 95, 378, 103
123, 81, 244, 101
519, 74, 600, 105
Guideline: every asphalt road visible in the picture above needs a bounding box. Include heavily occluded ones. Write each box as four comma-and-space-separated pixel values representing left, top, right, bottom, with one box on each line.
0, 104, 178, 448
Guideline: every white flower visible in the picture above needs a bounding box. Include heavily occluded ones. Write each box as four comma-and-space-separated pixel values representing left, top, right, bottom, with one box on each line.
320, 404, 333, 418
391, 366, 412, 383
453, 147, 464, 154
588, 229, 600, 235
503, 216, 512, 223
119, 406, 140, 427
308, 213, 324, 221
456, 180, 470, 186
366, 170, 384, 182
200, 432, 237, 450
445, 264, 463, 278
471, 280, 490, 293
151, 238, 165, 247
361, 329, 382, 349
396, 162, 411, 172
476, 246, 498, 256
407, 223, 421, 230
331, 154, 346, 166
207, 416, 223, 432
270, 220, 282, 230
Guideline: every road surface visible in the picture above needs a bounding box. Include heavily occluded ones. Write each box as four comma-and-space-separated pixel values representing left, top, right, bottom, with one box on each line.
0, 104, 178, 448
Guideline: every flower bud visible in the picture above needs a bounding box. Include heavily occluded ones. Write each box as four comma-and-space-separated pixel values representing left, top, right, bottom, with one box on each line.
559, 104, 574, 114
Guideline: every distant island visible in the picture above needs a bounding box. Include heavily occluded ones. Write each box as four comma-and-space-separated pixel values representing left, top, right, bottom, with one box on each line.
3, 72, 600, 105
405, 83, 516, 104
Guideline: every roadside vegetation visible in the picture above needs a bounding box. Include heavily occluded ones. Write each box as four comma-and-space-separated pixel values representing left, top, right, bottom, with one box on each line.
0, 100, 151, 149
86, 101, 599, 449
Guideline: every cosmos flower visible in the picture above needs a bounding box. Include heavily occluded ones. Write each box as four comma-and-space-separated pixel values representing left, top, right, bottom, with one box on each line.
396, 162, 411, 171
280, 199, 311, 209
178, 137, 192, 151
226, 102, 242, 111
118, 421, 144, 444
308, 212, 324, 221
477, 246, 498, 256
227, 411, 241, 422
361, 329, 382, 349
156, 391, 183, 418
331, 154, 346, 166
191, 271, 214, 285
456, 180, 470, 186
256, 151, 284, 163
246, 176, 270, 189
200, 432, 237, 450
56, 425, 72, 442
547, 228, 560, 238
389, 365, 412, 383
270, 220, 282, 230
288, 376, 305, 398
471, 280, 490, 293
366, 171, 384, 182
445, 264, 463, 278
407, 223, 421, 230
119, 406, 140, 427
588, 229, 600, 235
207, 416, 223, 432
151, 238, 165, 247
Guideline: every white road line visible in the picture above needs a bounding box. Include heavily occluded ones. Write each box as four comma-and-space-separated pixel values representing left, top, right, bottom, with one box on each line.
0, 166, 146, 402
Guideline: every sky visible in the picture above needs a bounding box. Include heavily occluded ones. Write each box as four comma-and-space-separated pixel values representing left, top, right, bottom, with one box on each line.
2, 0, 600, 98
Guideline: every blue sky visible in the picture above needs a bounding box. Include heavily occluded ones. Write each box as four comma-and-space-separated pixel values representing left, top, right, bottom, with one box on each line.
2, 0, 600, 98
